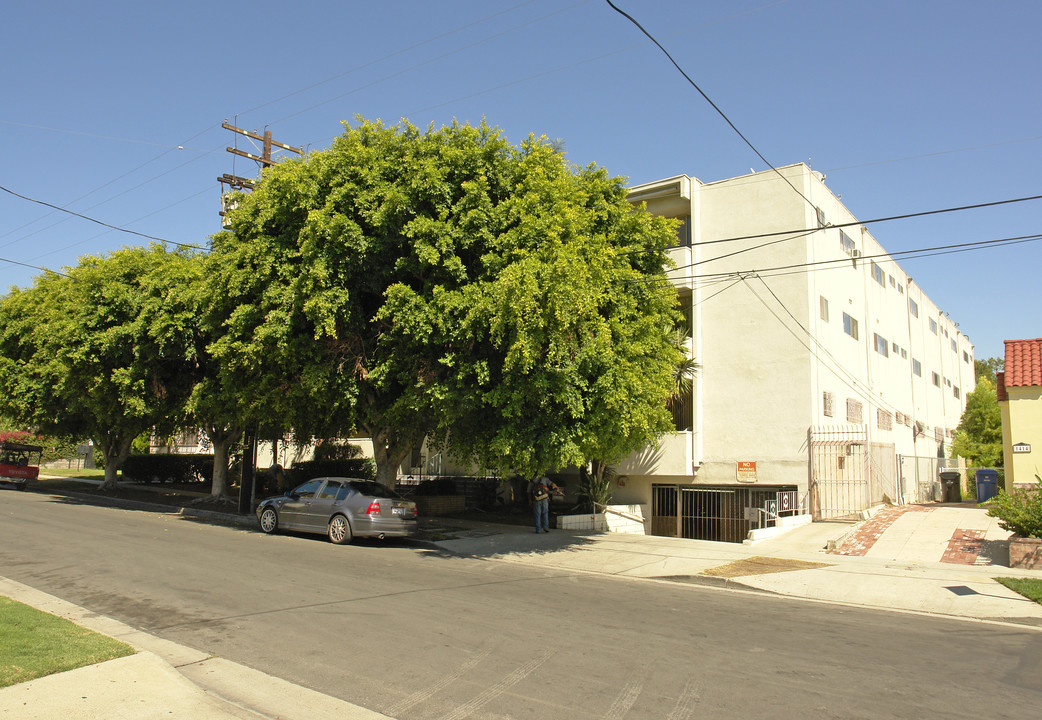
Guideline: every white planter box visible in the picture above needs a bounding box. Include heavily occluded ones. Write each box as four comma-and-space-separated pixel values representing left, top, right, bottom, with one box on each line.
557, 505, 647, 534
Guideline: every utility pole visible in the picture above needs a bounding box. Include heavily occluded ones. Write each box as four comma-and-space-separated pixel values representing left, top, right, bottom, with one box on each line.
218, 121, 303, 220
218, 122, 302, 514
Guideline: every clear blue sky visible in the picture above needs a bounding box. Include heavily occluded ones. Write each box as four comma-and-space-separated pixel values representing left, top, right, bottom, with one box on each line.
2, 0, 1039, 362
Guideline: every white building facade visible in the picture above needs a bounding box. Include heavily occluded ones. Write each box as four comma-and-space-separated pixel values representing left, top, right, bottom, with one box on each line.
609, 164, 974, 540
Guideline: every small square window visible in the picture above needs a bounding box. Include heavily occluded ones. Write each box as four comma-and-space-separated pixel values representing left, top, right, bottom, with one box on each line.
909, 299, 918, 317
932, 372, 941, 387
874, 334, 889, 357
840, 231, 856, 256
954, 386, 961, 399
820, 295, 829, 323
901, 349, 907, 359
913, 359, 922, 376
846, 398, 863, 424
843, 313, 859, 340
929, 318, 937, 334
872, 262, 885, 286
889, 275, 896, 287
823, 391, 834, 417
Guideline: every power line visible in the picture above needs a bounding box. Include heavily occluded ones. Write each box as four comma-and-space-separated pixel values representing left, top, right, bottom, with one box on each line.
0, 184, 203, 250
0, 256, 68, 277
603, 0, 814, 210
624, 191, 1042, 258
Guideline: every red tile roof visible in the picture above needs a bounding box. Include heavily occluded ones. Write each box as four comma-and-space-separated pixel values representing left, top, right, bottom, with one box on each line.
1004, 338, 1042, 388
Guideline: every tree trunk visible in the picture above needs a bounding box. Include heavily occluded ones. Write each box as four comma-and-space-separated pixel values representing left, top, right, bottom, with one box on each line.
96, 435, 133, 492
208, 426, 242, 499
370, 427, 414, 489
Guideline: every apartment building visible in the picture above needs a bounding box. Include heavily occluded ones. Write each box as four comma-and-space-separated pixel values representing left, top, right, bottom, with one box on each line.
612, 164, 974, 539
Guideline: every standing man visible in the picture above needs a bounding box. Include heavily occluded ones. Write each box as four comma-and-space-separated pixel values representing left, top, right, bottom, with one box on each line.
529, 475, 561, 533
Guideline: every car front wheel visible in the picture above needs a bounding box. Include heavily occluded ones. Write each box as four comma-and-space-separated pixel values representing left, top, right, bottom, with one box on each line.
328, 514, 353, 545
259, 507, 279, 534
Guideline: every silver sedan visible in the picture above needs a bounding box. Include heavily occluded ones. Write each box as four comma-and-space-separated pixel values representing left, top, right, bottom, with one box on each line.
256, 477, 418, 544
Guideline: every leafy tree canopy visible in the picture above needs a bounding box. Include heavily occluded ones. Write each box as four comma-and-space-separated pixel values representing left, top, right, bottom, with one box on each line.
211, 117, 682, 483
0, 245, 202, 488
951, 376, 1003, 468
975, 356, 1003, 383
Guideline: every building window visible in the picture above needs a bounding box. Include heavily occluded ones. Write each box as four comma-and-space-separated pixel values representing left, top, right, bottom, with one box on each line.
816, 207, 827, 228
909, 299, 918, 317
951, 339, 957, 352
889, 275, 896, 288
840, 230, 856, 256
963, 351, 970, 363
954, 386, 961, 399
843, 313, 858, 339
934, 428, 944, 444
898, 283, 904, 294
929, 318, 937, 334
901, 348, 908, 359
874, 333, 889, 357
673, 216, 692, 247
895, 411, 905, 425
892, 341, 899, 354
913, 359, 922, 376
877, 409, 893, 430
846, 399, 863, 424
932, 372, 941, 387
823, 391, 834, 417
820, 296, 829, 323
872, 262, 885, 286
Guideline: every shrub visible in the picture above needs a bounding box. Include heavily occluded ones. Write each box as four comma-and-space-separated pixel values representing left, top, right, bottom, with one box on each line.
285, 458, 375, 485
987, 477, 1042, 539
121, 454, 214, 484
410, 477, 457, 496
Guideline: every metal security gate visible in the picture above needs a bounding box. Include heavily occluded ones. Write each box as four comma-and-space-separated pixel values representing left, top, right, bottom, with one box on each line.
810, 427, 897, 520
652, 485, 798, 543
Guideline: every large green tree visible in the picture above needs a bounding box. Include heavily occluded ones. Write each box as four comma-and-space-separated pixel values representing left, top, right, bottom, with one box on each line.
211, 118, 681, 485
951, 375, 1003, 468
0, 246, 200, 490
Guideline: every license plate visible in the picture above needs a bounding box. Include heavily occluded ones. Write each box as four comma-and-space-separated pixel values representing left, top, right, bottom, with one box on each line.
392, 507, 405, 516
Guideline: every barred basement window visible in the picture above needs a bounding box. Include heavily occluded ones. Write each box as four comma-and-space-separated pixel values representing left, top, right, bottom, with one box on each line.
823, 391, 834, 417
846, 398, 863, 424
877, 409, 893, 430
895, 411, 905, 425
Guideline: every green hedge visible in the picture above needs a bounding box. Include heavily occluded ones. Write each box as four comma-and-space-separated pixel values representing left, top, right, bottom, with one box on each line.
121, 454, 214, 484
284, 458, 375, 485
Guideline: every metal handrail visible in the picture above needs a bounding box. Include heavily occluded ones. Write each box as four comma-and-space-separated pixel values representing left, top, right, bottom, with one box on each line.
593, 502, 645, 523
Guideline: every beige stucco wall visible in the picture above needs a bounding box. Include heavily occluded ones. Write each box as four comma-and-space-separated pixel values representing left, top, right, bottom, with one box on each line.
1002, 386, 1042, 489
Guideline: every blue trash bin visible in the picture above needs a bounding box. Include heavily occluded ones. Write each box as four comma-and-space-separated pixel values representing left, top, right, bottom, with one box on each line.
975, 469, 999, 502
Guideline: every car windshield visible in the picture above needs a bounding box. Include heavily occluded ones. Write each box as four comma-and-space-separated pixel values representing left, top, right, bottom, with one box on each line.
347, 480, 400, 499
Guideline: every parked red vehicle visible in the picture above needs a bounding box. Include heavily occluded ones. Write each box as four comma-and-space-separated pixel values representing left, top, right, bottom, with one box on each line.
0, 441, 43, 490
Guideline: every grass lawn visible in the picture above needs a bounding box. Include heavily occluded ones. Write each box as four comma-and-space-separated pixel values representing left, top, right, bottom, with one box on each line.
0, 596, 134, 688
996, 577, 1042, 605
39, 467, 106, 480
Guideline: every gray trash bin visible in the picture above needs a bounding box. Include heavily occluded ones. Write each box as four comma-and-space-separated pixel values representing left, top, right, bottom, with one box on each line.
939, 471, 962, 503
975, 469, 999, 502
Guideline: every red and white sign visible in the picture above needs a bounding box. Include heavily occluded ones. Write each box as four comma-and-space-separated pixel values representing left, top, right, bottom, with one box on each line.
736, 461, 757, 483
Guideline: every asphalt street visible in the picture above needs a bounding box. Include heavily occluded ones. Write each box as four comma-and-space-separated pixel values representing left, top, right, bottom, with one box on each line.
2, 490, 1041, 719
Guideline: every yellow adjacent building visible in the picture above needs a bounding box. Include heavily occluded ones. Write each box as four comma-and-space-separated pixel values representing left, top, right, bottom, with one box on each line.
998, 338, 1042, 491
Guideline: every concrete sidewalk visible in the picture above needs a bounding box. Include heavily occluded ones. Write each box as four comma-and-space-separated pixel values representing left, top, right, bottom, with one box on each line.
426, 502, 1042, 624
4, 490, 1041, 720
0, 577, 393, 720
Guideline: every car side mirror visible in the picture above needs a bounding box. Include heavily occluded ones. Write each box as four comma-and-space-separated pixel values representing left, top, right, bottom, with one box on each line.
285, 491, 297, 500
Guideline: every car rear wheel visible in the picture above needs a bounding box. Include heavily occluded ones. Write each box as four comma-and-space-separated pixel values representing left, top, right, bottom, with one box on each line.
328, 514, 353, 545
259, 507, 279, 534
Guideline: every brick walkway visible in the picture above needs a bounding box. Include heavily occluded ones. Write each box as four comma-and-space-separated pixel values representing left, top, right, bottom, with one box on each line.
940, 529, 985, 565
829, 504, 933, 556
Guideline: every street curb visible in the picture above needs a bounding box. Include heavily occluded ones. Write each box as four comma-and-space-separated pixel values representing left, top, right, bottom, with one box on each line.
28, 485, 258, 529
